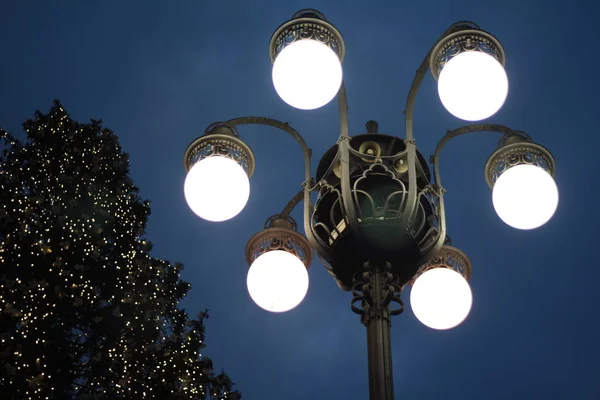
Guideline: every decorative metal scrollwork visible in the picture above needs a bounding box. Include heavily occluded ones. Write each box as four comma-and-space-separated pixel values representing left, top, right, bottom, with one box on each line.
310, 181, 345, 248
484, 141, 555, 188
351, 262, 404, 323
429, 29, 506, 80
351, 163, 442, 251
310, 149, 444, 290
269, 13, 345, 63
312, 162, 441, 249
183, 133, 255, 177
413, 185, 442, 254
245, 216, 313, 268
352, 163, 408, 223
414, 244, 472, 283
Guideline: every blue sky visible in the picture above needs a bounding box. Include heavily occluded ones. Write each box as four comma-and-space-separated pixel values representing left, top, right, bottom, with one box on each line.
1, 0, 599, 399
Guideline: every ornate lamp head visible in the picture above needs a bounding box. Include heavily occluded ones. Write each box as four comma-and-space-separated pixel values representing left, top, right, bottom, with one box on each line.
269, 9, 345, 110
414, 239, 472, 282
183, 122, 255, 175
245, 214, 312, 312
430, 25, 508, 121
485, 132, 558, 230
183, 122, 255, 222
484, 131, 555, 188
410, 240, 473, 330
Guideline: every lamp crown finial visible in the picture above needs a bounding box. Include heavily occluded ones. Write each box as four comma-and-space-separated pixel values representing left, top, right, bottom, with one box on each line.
366, 120, 379, 133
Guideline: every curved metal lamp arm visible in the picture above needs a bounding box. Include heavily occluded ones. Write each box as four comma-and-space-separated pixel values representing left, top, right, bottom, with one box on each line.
280, 189, 304, 216
428, 124, 513, 250
225, 116, 326, 256
337, 82, 350, 141
226, 116, 312, 179
431, 123, 514, 190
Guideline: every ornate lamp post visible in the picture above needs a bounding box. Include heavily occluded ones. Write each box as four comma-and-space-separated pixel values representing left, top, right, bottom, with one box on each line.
183, 9, 559, 400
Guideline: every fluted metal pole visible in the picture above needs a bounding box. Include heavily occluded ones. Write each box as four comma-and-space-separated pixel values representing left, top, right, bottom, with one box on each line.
366, 265, 394, 400
352, 262, 400, 400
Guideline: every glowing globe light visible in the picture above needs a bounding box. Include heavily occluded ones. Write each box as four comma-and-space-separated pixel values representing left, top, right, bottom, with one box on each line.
492, 164, 559, 230
272, 39, 343, 110
247, 250, 309, 312
184, 156, 250, 222
410, 267, 472, 330
438, 51, 508, 121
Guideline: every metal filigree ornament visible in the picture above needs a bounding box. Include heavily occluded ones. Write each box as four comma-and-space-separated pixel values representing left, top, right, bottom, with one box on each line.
310, 129, 443, 291
269, 9, 345, 64
429, 28, 506, 81
351, 262, 405, 320
183, 122, 256, 177
245, 214, 313, 270
484, 132, 555, 188
412, 242, 472, 285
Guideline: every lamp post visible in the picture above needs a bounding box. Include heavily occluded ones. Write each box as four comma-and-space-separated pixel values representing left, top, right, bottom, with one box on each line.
183, 9, 559, 400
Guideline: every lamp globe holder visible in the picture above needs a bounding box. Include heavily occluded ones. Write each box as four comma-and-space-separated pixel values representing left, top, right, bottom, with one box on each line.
484, 131, 556, 188
183, 122, 255, 176
269, 9, 345, 64
429, 26, 506, 81
245, 214, 313, 268
413, 237, 472, 282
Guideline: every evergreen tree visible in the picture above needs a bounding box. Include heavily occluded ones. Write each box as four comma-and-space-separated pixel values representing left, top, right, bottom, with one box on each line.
0, 101, 240, 399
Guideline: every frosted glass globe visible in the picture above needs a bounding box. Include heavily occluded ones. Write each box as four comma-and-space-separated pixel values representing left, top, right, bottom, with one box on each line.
247, 250, 309, 313
184, 156, 250, 222
438, 51, 508, 121
410, 268, 472, 330
272, 39, 343, 110
492, 164, 559, 230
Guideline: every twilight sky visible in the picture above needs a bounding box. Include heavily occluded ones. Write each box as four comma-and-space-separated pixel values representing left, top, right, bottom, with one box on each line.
1, 1, 599, 399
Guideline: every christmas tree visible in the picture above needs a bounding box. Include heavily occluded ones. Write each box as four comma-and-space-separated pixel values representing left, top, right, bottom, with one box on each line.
0, 101, 240, 399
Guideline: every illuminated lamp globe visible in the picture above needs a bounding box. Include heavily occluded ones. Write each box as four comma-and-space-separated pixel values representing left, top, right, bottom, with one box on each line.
492, 164, 559, 230
438, 51, 508, 121
184, 156, 250, 222
410, 267, 472, 330
272, 39, 343, 110
247, 250, 309, 313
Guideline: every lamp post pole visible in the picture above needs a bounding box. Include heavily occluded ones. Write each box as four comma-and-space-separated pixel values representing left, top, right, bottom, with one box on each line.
352, 262, 402, 400
365, 270, 394, 400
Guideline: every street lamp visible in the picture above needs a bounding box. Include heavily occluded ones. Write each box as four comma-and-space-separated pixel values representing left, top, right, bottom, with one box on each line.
183, 9, 559, 400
